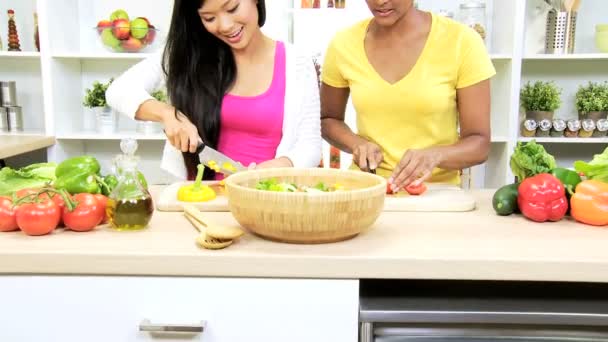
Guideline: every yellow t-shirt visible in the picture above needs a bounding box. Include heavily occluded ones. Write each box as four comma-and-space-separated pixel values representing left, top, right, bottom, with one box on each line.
321, 12, 496, 184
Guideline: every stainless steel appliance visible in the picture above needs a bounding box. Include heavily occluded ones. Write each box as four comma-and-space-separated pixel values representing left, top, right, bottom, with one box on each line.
360, 280, 608, 342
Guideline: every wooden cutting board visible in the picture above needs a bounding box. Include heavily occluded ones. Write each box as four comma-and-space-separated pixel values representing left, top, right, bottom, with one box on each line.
157, 182, 476, 212
384, 184, 476, 212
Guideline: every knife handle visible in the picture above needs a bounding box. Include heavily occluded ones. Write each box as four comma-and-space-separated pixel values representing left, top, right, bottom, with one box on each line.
195, 142, 205, 155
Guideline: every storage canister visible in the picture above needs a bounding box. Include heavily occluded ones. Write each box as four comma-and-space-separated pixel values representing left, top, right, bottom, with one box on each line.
458, 1, 487, 42
564, 119, 581, 137
0, 107, 8, 132
593, 119, 608, 137
536, 119, 552, 137
579, 119, 596, 138
521, 119, 537, 137
550, 119, 566, 137
0, 81, 18, 107
7, 106, 23, 132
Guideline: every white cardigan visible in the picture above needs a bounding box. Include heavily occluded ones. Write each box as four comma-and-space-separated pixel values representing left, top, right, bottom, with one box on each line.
106, 43, 322, 179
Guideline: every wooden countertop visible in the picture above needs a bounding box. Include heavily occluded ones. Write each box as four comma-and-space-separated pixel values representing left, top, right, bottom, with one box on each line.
0, 134, 55, 159
1, 188, 608, 282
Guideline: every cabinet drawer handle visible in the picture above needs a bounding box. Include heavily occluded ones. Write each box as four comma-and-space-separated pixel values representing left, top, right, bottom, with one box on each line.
139, 319, 206, 333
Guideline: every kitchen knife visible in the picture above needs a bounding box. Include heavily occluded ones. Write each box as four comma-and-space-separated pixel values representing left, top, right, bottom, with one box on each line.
196, 143, 246, 175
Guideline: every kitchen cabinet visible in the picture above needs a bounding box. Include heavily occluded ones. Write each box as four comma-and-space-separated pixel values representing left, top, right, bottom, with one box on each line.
2, 0, 608, 187
0, 276, 358, 342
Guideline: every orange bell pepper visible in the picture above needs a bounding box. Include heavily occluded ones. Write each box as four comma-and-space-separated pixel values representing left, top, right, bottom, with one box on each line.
570, 180, 608, 226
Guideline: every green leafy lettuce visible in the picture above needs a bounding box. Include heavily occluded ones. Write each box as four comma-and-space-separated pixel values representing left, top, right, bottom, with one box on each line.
0, 162, 57, 196
509, 141, 556, 182
255, 178, 296, 192
574, 147, 608, 183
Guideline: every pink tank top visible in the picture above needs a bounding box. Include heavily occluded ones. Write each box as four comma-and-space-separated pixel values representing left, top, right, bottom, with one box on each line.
216, 41, 286, 177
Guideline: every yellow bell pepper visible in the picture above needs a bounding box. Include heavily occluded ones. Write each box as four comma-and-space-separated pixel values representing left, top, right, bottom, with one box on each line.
177, 164, 216, 202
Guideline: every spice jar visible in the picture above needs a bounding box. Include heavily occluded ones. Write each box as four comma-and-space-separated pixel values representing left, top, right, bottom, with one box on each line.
579, 119, 596, 138
521, 119, 537, 137
536, 119, 552, 137
458, 0, 487, 42
550, 119, 566, 137
593, 119, 608, 137
564, 119, 581, 137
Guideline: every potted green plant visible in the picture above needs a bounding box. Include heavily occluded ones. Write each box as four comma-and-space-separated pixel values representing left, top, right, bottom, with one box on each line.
83, 78, 116, 134
520, 81, 562, 121
575, 81, 608, 121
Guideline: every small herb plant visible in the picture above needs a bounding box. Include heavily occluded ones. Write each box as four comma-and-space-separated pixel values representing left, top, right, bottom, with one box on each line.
520, 81, 562, 112
83, 78, 114, 108
575, 81, 608, 113
151, 89, 167, 103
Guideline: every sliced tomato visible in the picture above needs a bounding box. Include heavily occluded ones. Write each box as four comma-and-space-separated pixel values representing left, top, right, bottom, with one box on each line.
15, 200, 60, 236
386, 183, 396, 195
405, 182, 427, 196
0, 196, 18, 232
63, 193, 104, 232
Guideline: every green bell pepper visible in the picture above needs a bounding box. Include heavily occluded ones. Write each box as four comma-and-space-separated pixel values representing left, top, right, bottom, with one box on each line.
101, 172, 148, 196
54, 169, 101, 194
550, 167, 582, 196
55, 156, 100, 177
54, 156, 103, 194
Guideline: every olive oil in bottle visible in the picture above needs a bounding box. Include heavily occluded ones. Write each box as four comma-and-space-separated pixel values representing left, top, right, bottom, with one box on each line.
107, 196, 154, 231
107, 139, 154, 231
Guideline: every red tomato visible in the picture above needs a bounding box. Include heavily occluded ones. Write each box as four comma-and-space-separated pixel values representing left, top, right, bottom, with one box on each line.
0, 196, 18, 232
93, 194, 109, 224
39, 192, 68, 227
405, 182, 427, 196
386, 183, 397, 195
15, 200, 61, 236
63, 193, 104, 232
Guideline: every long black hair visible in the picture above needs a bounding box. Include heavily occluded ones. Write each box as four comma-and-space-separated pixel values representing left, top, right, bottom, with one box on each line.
162, 0, 266, 179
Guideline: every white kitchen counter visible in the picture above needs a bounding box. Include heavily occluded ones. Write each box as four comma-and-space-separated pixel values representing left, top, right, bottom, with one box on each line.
1, 188, 608, 283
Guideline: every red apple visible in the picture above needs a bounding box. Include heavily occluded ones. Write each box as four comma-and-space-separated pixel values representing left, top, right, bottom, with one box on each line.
142, 24, 156, 44
112, 18, 130, 40
121, 36, 143, 52
96, 20, 112, 35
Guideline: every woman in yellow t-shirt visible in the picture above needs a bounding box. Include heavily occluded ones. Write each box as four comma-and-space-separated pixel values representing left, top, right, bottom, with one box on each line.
321, 0, 496, 192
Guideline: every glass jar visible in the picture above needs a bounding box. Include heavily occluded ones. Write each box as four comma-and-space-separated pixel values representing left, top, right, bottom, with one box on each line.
564, 119, 581, 137
107, 138, 154, 231
521, 119, 537, 137
458, 0, 487, 42
579, 119, 596, 138
550, 119, 566, 137
593, 118, 608, 137
536, 119, 552, 137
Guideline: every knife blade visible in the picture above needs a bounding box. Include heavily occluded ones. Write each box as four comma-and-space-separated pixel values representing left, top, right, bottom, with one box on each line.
196, 143, 246, 175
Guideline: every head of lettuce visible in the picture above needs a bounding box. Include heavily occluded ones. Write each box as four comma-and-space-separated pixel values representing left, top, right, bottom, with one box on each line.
0, 163, 57, 196
510, 141, 557, 182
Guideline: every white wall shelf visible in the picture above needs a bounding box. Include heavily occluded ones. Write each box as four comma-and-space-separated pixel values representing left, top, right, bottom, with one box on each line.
524, 53, 608, 60
56, 133, 166, 141
0, 51, 41, 59
51, 53, 153, 60
518, 137, 608, 144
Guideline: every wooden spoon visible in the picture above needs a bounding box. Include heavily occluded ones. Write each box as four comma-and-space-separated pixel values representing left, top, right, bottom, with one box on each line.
183, 204, 244, 240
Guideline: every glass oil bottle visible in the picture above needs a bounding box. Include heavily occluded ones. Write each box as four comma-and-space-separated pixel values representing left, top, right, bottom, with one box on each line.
107, 138, 154, 231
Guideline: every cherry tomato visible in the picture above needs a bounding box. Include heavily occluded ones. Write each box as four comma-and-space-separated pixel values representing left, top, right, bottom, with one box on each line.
93, 194, 109, 224
0, 196, 18, 232
386, 183, 397, 195
405, 182, 427, 196
15, 200, 61, 236
63, 193, 104, 232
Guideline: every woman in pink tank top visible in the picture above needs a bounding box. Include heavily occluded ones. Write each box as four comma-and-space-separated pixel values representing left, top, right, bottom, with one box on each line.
109, 0, 307, 180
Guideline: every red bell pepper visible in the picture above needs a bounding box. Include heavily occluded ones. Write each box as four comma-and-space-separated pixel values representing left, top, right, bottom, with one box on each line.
517, 173, 568, 222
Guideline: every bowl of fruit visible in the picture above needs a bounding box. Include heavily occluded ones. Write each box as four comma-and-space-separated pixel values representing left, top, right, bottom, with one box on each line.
95, 9, 160, 53
224, 168, 387, 244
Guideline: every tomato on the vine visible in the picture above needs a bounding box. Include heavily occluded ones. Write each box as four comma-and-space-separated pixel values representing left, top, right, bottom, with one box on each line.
15, 200, 61, 236
63, 193, 105, 232
0, 196, 18, 232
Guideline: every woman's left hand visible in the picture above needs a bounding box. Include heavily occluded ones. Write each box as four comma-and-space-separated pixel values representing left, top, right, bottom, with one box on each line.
389, 149, 443, 192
